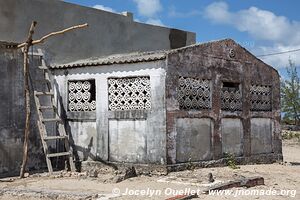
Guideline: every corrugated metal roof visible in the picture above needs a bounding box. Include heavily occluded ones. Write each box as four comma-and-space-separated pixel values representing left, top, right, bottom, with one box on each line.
0, 41, 19, 49
50, 50, 167, 69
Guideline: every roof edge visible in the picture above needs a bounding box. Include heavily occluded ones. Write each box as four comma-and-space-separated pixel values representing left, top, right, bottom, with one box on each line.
50, 51, 167, 69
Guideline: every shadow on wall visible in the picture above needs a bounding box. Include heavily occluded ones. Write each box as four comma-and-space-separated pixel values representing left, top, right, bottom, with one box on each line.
0, 139, 15, 177
53, 80, 116, 171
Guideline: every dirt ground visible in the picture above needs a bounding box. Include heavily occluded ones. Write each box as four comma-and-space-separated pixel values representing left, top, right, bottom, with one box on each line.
0, 137, 299, 200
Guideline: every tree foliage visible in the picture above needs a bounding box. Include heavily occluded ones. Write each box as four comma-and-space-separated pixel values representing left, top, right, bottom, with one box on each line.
281, 59, 300, 125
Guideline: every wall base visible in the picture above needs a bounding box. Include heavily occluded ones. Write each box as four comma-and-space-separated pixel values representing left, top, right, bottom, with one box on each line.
81, 153, 282, 176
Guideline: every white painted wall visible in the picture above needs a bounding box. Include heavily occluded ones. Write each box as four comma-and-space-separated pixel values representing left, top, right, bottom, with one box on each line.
52, 60, 167, 164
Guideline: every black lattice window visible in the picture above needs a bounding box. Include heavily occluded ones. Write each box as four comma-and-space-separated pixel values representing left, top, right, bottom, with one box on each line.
68, 80, 96, 111
178, 77, 211, 110
108, 77, 151, 111
250, 85, 272, 111
221, 82, 242, 111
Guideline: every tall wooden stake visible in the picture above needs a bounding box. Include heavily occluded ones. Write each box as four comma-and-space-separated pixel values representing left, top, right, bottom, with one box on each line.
20, 21, 37, 178
18, 21, 88, 178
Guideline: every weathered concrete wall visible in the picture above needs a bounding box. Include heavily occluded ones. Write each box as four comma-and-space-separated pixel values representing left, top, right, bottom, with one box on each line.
0, 43, 44, 177
250, 118, 272, 154
221, 118, 243, 156
0, 0, 195, 65
109, 120, 147, 163
0, 44, 24, 177
68, 121, 97, 161
165, 39, 282, 165
52, 60, 167, 165
176, 118, 213, 163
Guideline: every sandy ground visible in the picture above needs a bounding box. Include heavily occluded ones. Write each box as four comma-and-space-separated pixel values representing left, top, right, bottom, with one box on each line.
0, 139, 299, 200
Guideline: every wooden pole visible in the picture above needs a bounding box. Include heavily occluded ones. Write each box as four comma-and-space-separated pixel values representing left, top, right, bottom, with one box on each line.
20, 21, 37, 178
18, 22, 88, 178
17, 23, 88, 48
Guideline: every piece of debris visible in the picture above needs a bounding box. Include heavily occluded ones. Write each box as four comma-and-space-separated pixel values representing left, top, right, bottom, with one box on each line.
112, 166, 137, 183
203, 176, 264, 194
0, 188, 100, 200
24, 172, 30, 178
88, 169, 98, 178
0, 178, 15, 182
208, 172, 214, 183
165, 193, 198, 200
81, 161, 116, 176
290, 162, 300, 166
241, 176, 264, 188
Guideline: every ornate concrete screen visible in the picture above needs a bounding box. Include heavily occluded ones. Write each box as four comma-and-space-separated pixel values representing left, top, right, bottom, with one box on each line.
178, 77, 211, 110
221, 82, 242, 111
68, 80, 96, 111
108, 77, 151, 111
250, 85, 272, 111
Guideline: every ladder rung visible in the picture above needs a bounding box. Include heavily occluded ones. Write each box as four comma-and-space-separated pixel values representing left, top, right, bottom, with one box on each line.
39, 106, 56, 110
35, 92, 54, 96
38, 66, 48, 70
35, 79, 51, 83
41, 118, 61, 122
28, 52, 44, 56
43, 136, 67, 140
47, 152, 71, 158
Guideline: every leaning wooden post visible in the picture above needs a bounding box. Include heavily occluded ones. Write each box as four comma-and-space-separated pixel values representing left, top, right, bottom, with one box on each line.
20, 21, 37, 178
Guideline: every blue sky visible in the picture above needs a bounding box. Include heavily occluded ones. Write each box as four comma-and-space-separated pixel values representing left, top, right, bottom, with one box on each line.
64, 0, 300, 77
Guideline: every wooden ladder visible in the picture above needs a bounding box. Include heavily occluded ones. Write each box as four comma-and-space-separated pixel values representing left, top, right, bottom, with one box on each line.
33, 52, 75, 174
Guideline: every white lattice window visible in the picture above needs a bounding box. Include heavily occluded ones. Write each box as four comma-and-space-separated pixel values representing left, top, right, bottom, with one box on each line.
68, 80, 96, 111
178, 77, 211, 110
108, 77, 151, 111
250, 85, 272, 111
221, 82, 242, 111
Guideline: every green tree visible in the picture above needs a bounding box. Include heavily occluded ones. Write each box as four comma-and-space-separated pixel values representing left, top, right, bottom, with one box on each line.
281, 59, 300, 125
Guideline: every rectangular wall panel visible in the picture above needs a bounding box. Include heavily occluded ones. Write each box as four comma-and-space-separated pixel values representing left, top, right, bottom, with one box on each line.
109, 120, 147, 163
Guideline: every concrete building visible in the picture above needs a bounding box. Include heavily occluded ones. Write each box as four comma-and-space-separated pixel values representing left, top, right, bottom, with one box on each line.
50, 39, 282, 172
0, 0, 282, 177
0, 42, 45, 177
0, 0, 195, 65
0, 0, 195, 177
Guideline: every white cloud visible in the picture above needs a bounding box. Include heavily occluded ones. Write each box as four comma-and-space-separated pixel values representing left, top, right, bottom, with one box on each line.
168, 6, 201, 18
204, 2, 300, 68
204, 2, 231, 23
93, 5, 117, 13
204, 2, 300, 45
254, 44, 300, 68
146, 18, 164, 26
132, 0, 164, 27
133, 0, 162, 18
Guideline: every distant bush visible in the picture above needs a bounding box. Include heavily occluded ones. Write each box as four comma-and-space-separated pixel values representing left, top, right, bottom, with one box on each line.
282, 130, 300, 142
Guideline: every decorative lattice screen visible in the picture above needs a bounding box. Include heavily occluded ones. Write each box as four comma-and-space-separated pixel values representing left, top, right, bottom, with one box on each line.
178, 77, 211, 110
68, 80, 96, 111
221, 83, 242, 111
250, 85, 272, 111
108, 77, 151, 111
